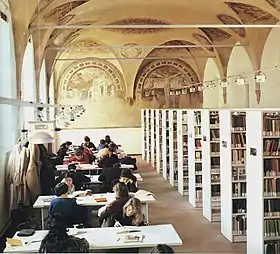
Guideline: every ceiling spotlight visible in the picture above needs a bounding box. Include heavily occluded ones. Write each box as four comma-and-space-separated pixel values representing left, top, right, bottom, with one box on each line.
197, 85, 204, 91
236, 75, 246, 86
169, 90, 175, 95
220, 78, 229, 87
189, 87, 196, 93
209, 82, 216, 89
181, 88, 188, 94
255, 71, 266, 83
175, 90, 182, 95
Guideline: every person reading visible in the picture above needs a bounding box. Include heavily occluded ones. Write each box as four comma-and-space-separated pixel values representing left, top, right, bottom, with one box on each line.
64, 149, 90, 165
98, 163, 122, 193
82, 136, 96, 150
111, 168, 138, 192
98, 147, 119, 169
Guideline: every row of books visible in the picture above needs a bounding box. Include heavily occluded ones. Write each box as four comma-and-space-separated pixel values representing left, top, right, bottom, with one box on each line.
264, 242, 280, 254
231, 133, 246, 147
264, 199, 280, 216
231, 114, 246, 131
210, 129, 220, 140
232, 215, 246, 235
232, 182, 246, 197
233, 199, 246, 214
264, 159, 280, 176
232, 167, 246, 181
264, 139, 280, 156
232, 150, 246, 164
264, 219, 280, 238
264, 179, 280, 197
263, 117, 280, 136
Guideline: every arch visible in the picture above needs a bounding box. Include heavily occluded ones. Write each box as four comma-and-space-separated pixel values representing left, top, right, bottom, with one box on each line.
56, 59, 138, 128
134, 59, 202, 109
21, 36, 37, 122
260, 22, 280, 107
226, 42, 254, 108
203, 58, 222, 108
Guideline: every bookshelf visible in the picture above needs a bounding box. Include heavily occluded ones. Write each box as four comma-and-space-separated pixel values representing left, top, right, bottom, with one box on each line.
168, 110, 178, 186
145, 109, 150, 163
155, 110, 161, 174
247, 110, 280, 254
150, 109, 155, 166
177, 110, 188, 196
202, 109, 221, 222
162, 110, 169, 180
141, 109, 146, 160
220, 110, 247, 243
188, 110, 202, 208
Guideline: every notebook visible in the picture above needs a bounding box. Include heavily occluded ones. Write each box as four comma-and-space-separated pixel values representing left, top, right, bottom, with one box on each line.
123, 233, 144, 243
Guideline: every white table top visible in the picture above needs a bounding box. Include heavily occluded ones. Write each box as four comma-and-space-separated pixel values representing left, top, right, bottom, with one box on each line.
56, 164, 134, 171
33, 192, 155, 209
4, 224, 182, 253
87, 173, 143, 184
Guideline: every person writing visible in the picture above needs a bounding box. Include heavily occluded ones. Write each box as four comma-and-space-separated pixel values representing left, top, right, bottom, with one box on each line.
82, 136, 96, 150
64, 149, 90, 165
98, 147, 119, 169
111, 168, 138, 192
57, 141, 72, 162
98, 163, 122, 193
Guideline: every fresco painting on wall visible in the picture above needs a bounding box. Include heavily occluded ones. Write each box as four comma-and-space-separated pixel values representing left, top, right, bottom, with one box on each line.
134, 59, 202, 109
58, 60, 141, 128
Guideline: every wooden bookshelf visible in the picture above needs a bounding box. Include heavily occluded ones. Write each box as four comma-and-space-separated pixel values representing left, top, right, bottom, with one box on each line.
145, 109, 150, 163
177, 110, 188, 196
150, 109, 155, 167
141, 109, 146, 160
220, 110, 247, 243
188, 110, 202, 208
168, 110, 178, 186
202, 109, 221, 222
247, 110, 280, 254
155, 110, 161, 174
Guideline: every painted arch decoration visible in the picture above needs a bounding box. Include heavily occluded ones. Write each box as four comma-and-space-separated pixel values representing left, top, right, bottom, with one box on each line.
134, 59, 202, 109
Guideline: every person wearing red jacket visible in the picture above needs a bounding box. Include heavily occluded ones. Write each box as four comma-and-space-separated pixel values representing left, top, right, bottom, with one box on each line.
64, 149, 90, 165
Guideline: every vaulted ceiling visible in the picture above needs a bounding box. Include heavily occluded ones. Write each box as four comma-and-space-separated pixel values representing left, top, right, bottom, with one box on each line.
7, 0, 280, 98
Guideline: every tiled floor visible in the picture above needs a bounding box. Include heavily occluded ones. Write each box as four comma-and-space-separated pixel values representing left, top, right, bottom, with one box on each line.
137, 158, 246, 253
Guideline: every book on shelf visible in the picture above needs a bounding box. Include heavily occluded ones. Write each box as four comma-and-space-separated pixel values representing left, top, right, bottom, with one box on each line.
264, 242, 280, 254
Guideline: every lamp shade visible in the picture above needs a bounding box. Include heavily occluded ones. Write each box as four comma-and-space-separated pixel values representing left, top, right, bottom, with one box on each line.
29, 131, 54, 144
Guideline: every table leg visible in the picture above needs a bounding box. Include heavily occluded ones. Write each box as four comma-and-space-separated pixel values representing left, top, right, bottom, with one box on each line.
41, 209, 44, 230
144, 203, 149, 224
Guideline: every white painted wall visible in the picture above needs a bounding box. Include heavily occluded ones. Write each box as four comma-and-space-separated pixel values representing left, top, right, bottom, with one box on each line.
203, 58, 222, 108
56, 127, 142, 155
226, 42, 255, 108
0, 8, 18, 233
260, 24, 280, 108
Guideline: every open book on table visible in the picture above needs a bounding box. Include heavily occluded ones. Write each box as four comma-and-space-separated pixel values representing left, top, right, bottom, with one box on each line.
72, 189, 92, 197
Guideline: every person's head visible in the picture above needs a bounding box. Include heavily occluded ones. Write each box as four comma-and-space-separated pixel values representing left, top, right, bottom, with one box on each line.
120, 168, 133, 182
100, 139, 106, 145
113, 163, 121, 169
64, 172, 74, 188
150, 244, 174, 253
105, 135, 111, 142
74, 149, 84, 161
65, 141, 72, 149
54, 183, 68, 197
40, 214, 68, 253
84, 136, 90, 145
108, 147, 115, 156
112, 182, 129, 199
68, 163, 77, 171
123, 197, 144, 225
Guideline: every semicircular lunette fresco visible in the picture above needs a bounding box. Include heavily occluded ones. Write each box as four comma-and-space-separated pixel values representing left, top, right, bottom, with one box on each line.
134, 59, 202, 109
58, 60, 141, 128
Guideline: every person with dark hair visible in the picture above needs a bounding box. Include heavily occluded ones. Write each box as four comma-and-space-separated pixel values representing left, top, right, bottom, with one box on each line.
65, 149, 90, 164
62, 172, 75, 194
111, 168, 138, 192
57, 141, 72, 161
104, 135, 112, 146
97, 139, 107, 150
98, 147, 119, 169
39, 214, 89, 253
98, 163, 122, 192
83, 136, 96, 150
99, 182, 130, 227
150, 244, 174, 253
48, 183, 78, 227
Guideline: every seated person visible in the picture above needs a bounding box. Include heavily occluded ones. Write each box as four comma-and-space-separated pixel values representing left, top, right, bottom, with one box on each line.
99, 182, 130, 227
111, 168, 138, 192
68, 164, 90, 190
97, 139, 107, 150
64, 149, 90, 165
82, 136, 96, 150
98, 163, 122, 192
98, 147, 119, 169
150, 244, 174, 253
116, 197, 146, 226
81, 143, 96, 163
48, 183, 78, 227
61, 172, 75, 195
105, 135, 112, 146
57, 141, 72, 161
119, 155, 138, 170
39, 214, 89, 253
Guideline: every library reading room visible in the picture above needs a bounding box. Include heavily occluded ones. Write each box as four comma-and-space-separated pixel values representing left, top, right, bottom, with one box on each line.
2, 0, 280, 254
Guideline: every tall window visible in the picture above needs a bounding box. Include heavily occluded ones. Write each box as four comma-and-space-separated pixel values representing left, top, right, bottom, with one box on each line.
39, 59, 47, 120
